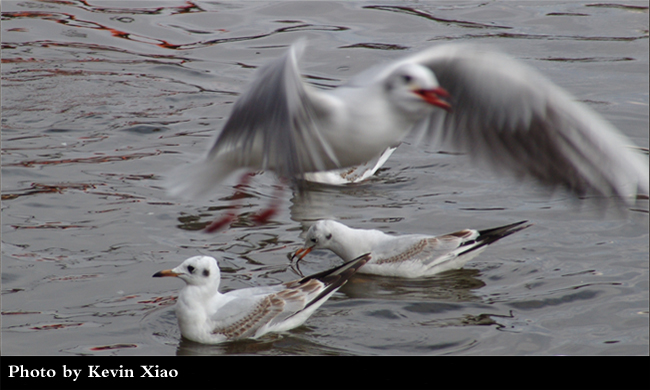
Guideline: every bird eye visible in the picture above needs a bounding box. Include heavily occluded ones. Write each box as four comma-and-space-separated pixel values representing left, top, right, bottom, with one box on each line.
401, 74, 412, 83
325, 233, 332, 240
187, 265, 195, 274
202, 269, 210, 277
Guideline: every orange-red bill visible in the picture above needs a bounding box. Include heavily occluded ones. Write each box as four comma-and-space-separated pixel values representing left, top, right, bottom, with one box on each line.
292, 247, 313, 261
152, 269, 179, 278
416, 87, 452, 112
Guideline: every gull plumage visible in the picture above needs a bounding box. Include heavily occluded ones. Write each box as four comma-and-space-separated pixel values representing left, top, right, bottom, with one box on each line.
293, 220, 531, 278
166, 40, 648, 204
302, 145, 398, 185
153, 254, 368, 344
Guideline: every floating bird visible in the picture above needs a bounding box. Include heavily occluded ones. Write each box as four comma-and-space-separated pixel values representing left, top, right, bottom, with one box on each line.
303, 145, 398, 185
153, 253, 369, 344
292, 219, 531, 278
166, 41, 648, 229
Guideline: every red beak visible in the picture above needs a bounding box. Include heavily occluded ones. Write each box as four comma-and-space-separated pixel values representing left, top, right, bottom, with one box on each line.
416, 87, 452, 112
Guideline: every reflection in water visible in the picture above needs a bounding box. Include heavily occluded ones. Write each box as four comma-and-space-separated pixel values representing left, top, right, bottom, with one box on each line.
340, 268, 486, 302
177, 335, 278, 355
176, 329, 352, 355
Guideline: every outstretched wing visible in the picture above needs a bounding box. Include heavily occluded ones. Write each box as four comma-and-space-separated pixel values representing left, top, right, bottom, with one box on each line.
367, 43, 648, 203
166, 41, 342, 199
208, 41, 340, 181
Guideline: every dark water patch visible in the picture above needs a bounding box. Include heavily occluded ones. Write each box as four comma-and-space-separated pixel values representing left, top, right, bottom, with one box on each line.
121, 125, 170, 135
340, 43, 410, 51
1, 182, 97, 201
6, 151, 162, 168
585, 3, 649, 11
459, 207, 507, 211
403, 301, 464, 314
541, 56, 635, 62
364, 5, 513, 29
366, 309, 403, 320
88, 343, 139, 351
428, 32, 646, 42
11, 223, 95, 231
507, 289, 600, 310
419, 311, 512, 328
44, 128, 84, 133
546, 12, 590, 16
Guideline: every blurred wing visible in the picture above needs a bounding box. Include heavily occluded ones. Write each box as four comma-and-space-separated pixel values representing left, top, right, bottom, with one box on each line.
402, 44, 648, 203
207, 40, 340, 186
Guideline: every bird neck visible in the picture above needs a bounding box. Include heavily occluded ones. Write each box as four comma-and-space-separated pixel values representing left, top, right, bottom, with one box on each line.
177, 283, 219, 310
331, 225, 380, 260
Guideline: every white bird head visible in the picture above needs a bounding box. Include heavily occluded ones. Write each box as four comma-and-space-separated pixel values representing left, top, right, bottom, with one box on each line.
293, 220, 346, 261
153, 255, 221, 288
306, 220, 337, 248
385, 63, 452, 114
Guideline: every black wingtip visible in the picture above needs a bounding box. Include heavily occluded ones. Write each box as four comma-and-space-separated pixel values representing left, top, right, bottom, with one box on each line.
482, 220, 531, 244
477, 220, 532, 240
294, 253, 370, 284
458, 220, 531, 256
330, 252, 371, 279
300, 253, 370, 310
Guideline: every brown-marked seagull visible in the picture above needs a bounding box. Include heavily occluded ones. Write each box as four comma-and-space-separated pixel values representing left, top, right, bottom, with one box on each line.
153, 253, 368, 344
293, 220, 530, 278
166, 41, 648, 230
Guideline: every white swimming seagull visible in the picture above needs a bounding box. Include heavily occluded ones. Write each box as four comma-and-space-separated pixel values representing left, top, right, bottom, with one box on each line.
302, 145, 398, 185
153, 253, 369, 344
292, 219, 531, 278
166, 41, 648, 226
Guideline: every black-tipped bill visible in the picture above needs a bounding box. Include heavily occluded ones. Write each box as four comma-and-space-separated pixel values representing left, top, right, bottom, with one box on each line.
153, 269, 179, 278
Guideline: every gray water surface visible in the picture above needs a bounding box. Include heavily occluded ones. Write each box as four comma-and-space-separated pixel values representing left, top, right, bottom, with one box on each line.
2, 0, 648, 356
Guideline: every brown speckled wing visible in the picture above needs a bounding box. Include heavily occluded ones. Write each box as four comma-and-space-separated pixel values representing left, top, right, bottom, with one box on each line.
211, 295, 285, 340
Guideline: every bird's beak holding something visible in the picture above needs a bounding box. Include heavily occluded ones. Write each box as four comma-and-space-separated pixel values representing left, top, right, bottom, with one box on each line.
291, 247, 313, 262
416, 87, 452, 112
153, 269, 180, 278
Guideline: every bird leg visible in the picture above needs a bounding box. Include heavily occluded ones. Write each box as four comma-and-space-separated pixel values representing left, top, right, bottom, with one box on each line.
204, 172, 254, 233
203, 173, 285, 233
249, 179, 285, 225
